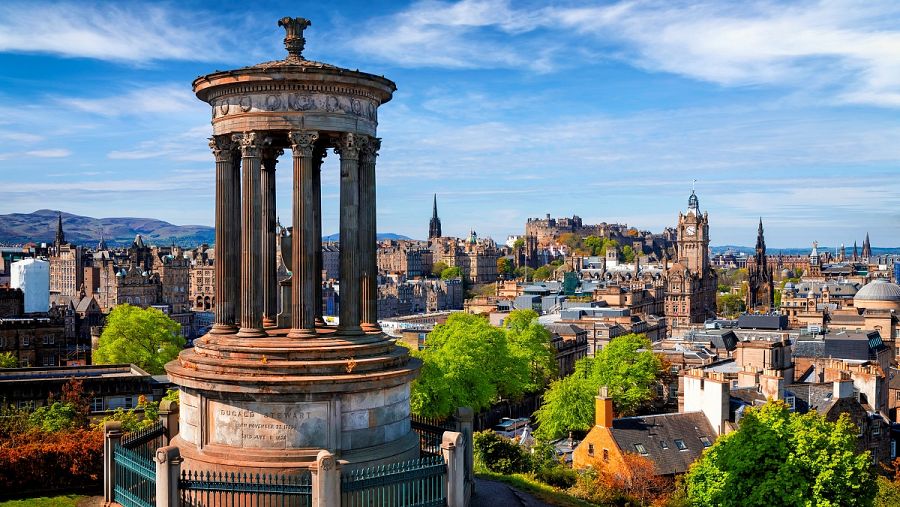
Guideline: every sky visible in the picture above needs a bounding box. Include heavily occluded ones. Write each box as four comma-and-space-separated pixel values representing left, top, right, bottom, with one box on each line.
0, 0, 899, 248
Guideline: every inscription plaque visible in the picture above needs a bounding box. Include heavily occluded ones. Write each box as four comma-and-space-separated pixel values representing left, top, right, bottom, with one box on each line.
208, 400, 330, 449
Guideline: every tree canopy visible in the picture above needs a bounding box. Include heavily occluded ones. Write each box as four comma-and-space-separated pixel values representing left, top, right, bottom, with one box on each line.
93, 304, 185, 374
497, 257, 515, 278
533, 265, 554, 281
535, 333, 661, 440
0, 352, 17, 368
409, 310, 556, 419
685, 401, 876, 507
431, 261, 449, 277
440, 266, 463, 280
717, 293, 746, 317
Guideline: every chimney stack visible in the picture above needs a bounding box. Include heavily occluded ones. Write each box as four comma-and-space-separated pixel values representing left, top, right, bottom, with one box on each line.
595, 386, 613, 428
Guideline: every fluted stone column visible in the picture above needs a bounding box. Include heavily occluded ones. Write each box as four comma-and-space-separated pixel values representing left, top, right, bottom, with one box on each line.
360, 137, 381, 332
230, 148, 242, 325
260, 147, 282, 328
234, 132, 267, 338
288, 131, 319, 338
335, 133, 364, 335
313, 147, 326, 326
209, 136, 238, 334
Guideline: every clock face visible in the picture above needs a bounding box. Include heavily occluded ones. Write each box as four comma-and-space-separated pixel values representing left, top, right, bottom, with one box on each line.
686, 225, 696, 236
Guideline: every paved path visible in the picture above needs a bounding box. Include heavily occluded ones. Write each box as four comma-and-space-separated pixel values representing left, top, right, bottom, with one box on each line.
471, 478, 556, 507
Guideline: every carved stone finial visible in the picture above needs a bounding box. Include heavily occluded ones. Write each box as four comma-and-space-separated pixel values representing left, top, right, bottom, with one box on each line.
278, 17, 312, 62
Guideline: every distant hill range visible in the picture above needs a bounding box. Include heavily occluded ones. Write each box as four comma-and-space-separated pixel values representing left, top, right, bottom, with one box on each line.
322, 232, 412, 242
0, 210, 215, 247
0, 210, 414, 247
711, 245, 900, 256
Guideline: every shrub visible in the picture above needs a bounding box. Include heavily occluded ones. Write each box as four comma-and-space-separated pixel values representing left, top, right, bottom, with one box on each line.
535, 465, 577, 489
473, 431, 531, 475
28, 402, 77, 433
0, 428, 103, 495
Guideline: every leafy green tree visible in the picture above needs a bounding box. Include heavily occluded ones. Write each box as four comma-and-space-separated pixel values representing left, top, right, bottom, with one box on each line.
717, 293, 746, 317
513, 238, 525, 250
686, 401, 876, 507
515, 266, 534, 281
583, 236, 604, 256
534, 334, 661, 440
621, 245, 636, 263
440, 266, 463, 280
497, 257, 515, 278
431, 261, 449, 277
0, 352, 17, 368
502, 310, 557, 393
533, 265, 554, 281
93, 304, 185, 374
28, 401, 77, 432
410, 313, 512, 418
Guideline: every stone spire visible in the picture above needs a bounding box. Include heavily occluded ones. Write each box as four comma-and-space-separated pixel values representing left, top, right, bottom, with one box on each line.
853, 241, 859, 260
55, 211, 65, 246
98, 229, 107, 251
755, 218, 766, 257
862, 233, 872, 260
428, 194, 442, 239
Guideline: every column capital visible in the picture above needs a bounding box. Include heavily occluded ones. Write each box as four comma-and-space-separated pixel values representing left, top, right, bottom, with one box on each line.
261, 147, 284, 167
233, 132, 270, 158
334, 132, 365, 161
360, 136, 381, 163
289, 130, 320, 157
208, 136, 234, 162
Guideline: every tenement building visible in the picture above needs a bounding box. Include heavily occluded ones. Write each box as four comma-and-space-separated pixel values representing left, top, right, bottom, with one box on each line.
430, 231, 499, 284
665, 190, 718, 335
165, 17, 421, 474
48, 214, 84, 306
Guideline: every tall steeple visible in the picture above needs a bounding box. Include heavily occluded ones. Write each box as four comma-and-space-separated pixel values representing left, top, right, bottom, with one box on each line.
755, 218, 766, 258
55, 212, 66, 247
861, 233, 872, 260
853, 241, 859, 261
98, 229, 107, 251
428, 194, 442, 239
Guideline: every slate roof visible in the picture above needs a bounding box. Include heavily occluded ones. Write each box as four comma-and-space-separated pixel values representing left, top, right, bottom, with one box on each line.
545, 323, 586, 336
609, 412, 716, 475
737, 314, 788, 330
690, 329, 738, 351
791, 383, 836, 415
793, 331, 886, 361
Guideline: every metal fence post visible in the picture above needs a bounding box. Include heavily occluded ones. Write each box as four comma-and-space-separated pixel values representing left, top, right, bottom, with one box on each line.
442, 431, 464, 507
103, 421, 123, 505
453, 406, 475, 501
158, 399, 180, 444
155, 445, 182, 507
311, 449, 341, 507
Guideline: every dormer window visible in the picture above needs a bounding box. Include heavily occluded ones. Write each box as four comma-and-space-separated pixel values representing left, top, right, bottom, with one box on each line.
699, 436, 712, 447
674, 439, 688, 451
634, 443, 648, 455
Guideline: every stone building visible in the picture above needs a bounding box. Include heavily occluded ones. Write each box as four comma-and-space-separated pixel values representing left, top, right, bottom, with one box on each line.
746, 219, 774, 312
48, 214, 84, 306
377, 276, 463, 318
0, 288, 24, 318
152, 246, 190, 313
430, 232, 499, 284
322, 243, 340, 280
665, 190, 718, 335
0, 316, 68, 367
377, 240, 432, 278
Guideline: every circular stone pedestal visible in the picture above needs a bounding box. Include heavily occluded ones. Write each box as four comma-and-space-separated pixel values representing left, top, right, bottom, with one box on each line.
164, 327, 421, 474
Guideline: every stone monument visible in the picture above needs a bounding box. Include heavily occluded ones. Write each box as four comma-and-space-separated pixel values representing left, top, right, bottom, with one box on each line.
165, 16, 421, 473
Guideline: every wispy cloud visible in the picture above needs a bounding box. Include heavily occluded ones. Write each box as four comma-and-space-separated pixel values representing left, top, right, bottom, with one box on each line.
24, 148, 70, 158
60, 85, 202, 118
0, 2, 229, 64
108, 125, 210, 161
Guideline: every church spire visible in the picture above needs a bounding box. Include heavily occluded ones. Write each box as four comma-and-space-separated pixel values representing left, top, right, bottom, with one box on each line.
428, 194, 442, 239
755, 218, 766, 258
55, 212, 65, 246
861, 232, 872, 260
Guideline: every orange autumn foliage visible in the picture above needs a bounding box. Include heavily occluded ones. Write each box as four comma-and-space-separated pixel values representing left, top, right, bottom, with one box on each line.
0, 428, 103, 493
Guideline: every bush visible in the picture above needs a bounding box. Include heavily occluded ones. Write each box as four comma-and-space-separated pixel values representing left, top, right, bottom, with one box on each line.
535, 465, 577, 489
28, 402, 77, 433
95, 395, 159, 432
473, 431, 531, 475
0, 428, 103, 495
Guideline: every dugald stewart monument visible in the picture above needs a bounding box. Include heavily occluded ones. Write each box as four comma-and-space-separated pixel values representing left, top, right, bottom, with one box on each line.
165, 16, 421, 473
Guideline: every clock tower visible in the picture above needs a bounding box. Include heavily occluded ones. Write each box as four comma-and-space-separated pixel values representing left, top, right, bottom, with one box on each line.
665, 189, 718, 336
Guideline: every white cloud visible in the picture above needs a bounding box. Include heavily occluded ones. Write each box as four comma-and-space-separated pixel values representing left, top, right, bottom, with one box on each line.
0, 2, 229, 63
25, 148, 70, 158
60, 85, 203, 118
108, 125, 211, 162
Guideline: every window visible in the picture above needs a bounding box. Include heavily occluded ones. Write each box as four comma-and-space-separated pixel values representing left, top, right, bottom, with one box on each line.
634, 443, 648, 455
91, 397, 104, 412
674, 439, 688, 451
587, 444, 594, 457
124, 397, 134, 409
786, 396, 796, 410
47, 335, 55, 345
873, 422, 881, 436
699, 436, 712, 447
23, 336, 29, 347
602, 449, 609, 462
660, 441, 669, 449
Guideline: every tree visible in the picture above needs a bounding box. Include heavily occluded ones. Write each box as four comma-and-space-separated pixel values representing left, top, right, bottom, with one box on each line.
0, 352, 17, 368
515, 266, 534, 281
512, 238, 525, 250
717, 293, 746, 317
497, 257, 515, 278
534, 334, 661, 440
440, 266, 463, 280
93, 304, 185, 374
502, 310, 557, 393
686, 401, 876, 507
532, 265, 554, 281
621, 245, 636, 263
431, 261, 448, 277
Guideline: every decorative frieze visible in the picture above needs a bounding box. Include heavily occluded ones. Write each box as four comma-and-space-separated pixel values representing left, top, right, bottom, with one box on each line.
212, 93, 378, 122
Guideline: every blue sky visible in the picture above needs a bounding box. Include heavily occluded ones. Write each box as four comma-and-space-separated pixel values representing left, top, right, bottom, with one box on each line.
0, 0, 899, 248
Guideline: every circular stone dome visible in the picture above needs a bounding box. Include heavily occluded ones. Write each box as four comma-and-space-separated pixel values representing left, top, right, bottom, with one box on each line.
854, 279, 900, 310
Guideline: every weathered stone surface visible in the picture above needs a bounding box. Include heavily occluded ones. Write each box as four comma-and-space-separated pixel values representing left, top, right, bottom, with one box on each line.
208, 399, 331, 449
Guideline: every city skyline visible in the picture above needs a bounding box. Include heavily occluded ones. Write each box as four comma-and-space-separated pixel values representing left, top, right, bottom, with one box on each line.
1, 1, 899, 247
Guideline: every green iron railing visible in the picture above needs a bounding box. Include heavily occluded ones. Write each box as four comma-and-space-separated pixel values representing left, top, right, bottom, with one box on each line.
179, 470, 312, 507
114, 444, 156, 507
411, 415, 453, 457
341, 456, 447, 507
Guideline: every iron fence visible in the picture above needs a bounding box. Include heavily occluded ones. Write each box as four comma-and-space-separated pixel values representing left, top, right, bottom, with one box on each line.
122, 420, 167, 461
179, 470, 312, 507
114, 444, 156, 507
340, 456, 447, 507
